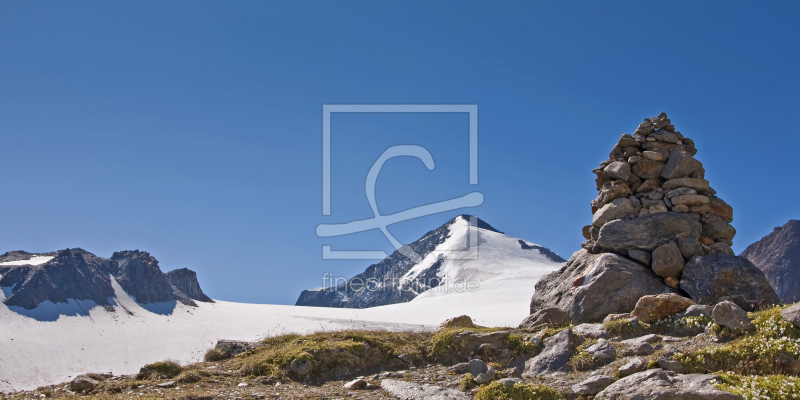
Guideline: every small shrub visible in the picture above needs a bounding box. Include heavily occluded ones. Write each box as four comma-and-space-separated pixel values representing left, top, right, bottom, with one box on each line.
474, 380, 563, 400
504, 334, 540, 357
603, 318, 647, 338
714, 372, 800, 400
460, 373, 476, 391
144, 361, 182, 379
204, 348, 229, 362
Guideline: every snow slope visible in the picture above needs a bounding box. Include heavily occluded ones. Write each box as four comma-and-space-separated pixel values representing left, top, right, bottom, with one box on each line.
0, 224, 564, 392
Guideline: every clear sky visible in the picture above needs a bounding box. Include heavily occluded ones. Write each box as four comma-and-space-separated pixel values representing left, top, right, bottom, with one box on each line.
1, 1, 798, 304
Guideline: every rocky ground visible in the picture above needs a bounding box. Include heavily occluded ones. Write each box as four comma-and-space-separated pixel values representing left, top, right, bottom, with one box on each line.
4, 302, 800, 400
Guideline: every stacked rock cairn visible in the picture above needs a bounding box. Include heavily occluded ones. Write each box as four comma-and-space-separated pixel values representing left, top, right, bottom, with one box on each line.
581, 112, 736, 289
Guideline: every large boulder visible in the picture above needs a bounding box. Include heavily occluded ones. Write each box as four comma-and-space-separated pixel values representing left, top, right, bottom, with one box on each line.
712, 300, 753, 332
595, 369, 742, 400
651, 241, 686, 278
530, 250, 677, 323
522, 328, 573, 377
781, 302, 800, 329
631, 293, 696, 323
596, 212, 702, 254
680, 254, 780, 310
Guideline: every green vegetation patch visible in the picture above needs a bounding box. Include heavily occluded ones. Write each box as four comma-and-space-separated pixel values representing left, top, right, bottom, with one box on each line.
142, 360, 182, 379
602, 318, 648, 338
237, 329, 429, 378
714, 372, 800, 400
673, 305, 800, 376
474, 381, 563, 400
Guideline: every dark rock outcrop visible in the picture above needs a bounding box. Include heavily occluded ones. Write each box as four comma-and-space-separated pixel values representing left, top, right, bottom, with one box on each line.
167, 268, 214, 303
0, 249, 115, 309
529, 250, 677, 323
740, 219, 800, 303
680, 254, 780, 310
0, 248, 211, 310
110, 251, 177, 305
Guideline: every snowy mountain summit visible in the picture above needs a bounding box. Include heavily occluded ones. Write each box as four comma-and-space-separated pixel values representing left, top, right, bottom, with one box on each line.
0, 248, 212, 311
296, 215, 565, 308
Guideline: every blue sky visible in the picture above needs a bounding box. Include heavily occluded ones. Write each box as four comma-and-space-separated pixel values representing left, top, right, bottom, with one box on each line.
1, 1, 798, 304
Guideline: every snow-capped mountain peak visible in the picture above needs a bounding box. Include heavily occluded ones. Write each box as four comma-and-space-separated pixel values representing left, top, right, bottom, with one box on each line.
296, 215, 565, 308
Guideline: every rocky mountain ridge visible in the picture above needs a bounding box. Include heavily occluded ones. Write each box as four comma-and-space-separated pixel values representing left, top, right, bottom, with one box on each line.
0, 248, 212, 310
741, 219, 800, 303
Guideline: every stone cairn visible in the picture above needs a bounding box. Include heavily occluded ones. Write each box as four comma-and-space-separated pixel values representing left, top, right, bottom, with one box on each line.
581, 112, 735, 289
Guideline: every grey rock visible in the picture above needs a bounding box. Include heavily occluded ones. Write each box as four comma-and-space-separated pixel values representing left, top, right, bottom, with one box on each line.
622, 341, 656, 356
672, 195, 710, 207
661, 178, 710, 192
529, 250, 676, 323
498, 377, 522, 388
649, 202, 668, 214
629, 249, 652, 266
680, 304, 713, 318
381, 379, 469, 400
435, 315, 474, 331
519, 307, 568, 329
678, 236, 705, 260
604, 161, 632, 182
398, 353, 413, 363
776, 352, 800, 375
572, 375, 616, 396
214, 339, 264, 357
157, 381, 176, 388
712, 300, 753, 331
586, 339, 617, 361
597, 212, 703, 254
595, 369, 740, 400
651, 242, 686, 278
680, 254, 780, 310
452, 330, 510, 351
290, 357, 315, 375
473, 366, 496, 385
593, 181, 633, 210
593, 198, 635, 227
344, 378, 368, 390
780, 302, 800, 328
700, 214, 736, 242
642, 150, 668, 161
621, 334, 660, 356
632, 159, 666, 180
651, 131, 682, 144
446, 362, 469, 374
573, 323, 610, 339
741, 219, 800, 303
522, 329, 573, 376
468, 359, 489, 376
69, 375, 99, 392
618, 357, 647, 377
707, 197, 734, 223
657, 357, 683, 372
665, 187, 697, 199
662, 148, 703, 180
